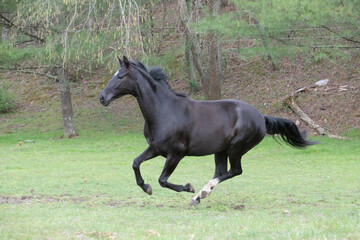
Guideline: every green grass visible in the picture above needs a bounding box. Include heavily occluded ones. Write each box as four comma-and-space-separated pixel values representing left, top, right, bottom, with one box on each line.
1, 129, 360, 239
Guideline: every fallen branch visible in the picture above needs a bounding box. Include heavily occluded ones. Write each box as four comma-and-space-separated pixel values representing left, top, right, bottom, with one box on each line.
10, 69, 59, 81
283, 95, 325, 135
282, 85, 349, 140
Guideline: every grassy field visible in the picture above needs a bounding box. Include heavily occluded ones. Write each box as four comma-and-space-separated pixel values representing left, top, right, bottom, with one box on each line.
1, 128, 360, 239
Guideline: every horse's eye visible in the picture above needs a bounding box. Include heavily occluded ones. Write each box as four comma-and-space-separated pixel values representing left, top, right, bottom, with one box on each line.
118, 73, 128, 79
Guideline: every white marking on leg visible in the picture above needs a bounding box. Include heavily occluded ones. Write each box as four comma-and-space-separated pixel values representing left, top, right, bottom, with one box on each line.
191, 178, 220, 203
207, 178, 220, 188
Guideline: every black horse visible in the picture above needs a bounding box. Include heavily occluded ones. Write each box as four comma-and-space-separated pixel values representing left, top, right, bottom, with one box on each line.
99, 56, 315, 205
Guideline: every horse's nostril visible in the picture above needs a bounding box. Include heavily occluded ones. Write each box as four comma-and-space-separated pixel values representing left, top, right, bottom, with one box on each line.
99, 95, 105, 103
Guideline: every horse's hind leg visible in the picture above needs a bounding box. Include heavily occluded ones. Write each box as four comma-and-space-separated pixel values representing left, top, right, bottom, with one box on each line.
158, 155, 195, 193
190, 129, 266, 206
214, 151, 228, 178
190, 150, 244, 206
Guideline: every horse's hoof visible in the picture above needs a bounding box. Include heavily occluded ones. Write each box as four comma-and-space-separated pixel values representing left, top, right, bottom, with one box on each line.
189, 197, 200, 206
185, 183, 195, 193
145, 184, 152, 195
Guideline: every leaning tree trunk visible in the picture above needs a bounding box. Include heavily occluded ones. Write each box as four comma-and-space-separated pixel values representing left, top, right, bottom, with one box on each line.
58, 67, 77, 138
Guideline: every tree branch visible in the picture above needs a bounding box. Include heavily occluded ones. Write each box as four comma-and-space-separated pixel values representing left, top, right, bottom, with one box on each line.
269, 34, 360, 49
0, 13, 45, 43
322, 25, 360, 44
0, 69, 59, 81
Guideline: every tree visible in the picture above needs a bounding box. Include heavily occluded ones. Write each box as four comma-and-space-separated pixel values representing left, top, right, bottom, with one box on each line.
178, 0, 223, 100
195, 0, 360, 69
1, 0, 152, 137
58, 67, 76, 138
0, 0, 16, 42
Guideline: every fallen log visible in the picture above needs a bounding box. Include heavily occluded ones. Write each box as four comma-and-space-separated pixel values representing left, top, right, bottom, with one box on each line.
282, 85, 349, 140
283, 95, 325, 135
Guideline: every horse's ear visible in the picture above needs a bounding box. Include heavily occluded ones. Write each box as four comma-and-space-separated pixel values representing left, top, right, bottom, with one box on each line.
117, 56, 123, 66
123, 56, 130, 68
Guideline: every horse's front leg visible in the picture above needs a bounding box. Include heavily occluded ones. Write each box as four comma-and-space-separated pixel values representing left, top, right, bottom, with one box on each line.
158, 155, 195, 193
132, 146, 159, 195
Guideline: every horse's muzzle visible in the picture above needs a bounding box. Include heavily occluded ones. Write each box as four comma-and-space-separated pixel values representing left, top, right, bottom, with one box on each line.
99, 93, 110, 106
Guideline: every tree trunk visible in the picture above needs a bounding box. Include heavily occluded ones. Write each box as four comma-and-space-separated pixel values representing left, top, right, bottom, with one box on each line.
1, 2, 9, 42
208, 33, 221, 99
1, 26, 8, 41
155, 1, 168, 54
184, 0, 200, 93
185, 33, 200, 92
58, 67, 77, 138
178, 0, 209, 96
208, 0, 222, 100
179, 0, 223, 99
255, 19, 278, 70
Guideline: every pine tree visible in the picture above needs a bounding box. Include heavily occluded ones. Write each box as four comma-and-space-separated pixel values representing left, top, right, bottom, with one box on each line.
195, 0, 360, 68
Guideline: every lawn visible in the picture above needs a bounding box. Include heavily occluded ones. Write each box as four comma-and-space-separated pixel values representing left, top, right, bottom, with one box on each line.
0, 129, 360, 239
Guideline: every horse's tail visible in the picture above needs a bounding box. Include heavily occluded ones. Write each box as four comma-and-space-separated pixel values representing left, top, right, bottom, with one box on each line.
264, 115, 316, 148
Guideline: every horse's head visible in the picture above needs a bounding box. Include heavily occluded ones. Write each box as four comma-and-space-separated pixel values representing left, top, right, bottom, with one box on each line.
99, 56, 136, 106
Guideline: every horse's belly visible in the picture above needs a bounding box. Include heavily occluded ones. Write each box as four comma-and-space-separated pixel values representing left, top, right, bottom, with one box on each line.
188, 144, 225, 156
188, 129, 230, 156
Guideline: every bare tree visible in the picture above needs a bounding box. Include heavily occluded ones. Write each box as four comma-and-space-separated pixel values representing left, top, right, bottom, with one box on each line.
178, 0, 223, 100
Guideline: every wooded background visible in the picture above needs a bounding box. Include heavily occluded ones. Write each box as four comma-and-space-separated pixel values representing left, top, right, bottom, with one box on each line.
1, 0, 359, 137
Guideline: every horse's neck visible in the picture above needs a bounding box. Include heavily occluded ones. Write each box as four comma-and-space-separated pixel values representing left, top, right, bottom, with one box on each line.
135, 79, 178, 126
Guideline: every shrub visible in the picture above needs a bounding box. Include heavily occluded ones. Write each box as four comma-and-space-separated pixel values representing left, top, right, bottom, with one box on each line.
0, 88, 17, 113
0, 41, 38, 70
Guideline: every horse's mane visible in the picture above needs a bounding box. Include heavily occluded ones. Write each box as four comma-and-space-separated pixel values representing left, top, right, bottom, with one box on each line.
133, 60, 186, 98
